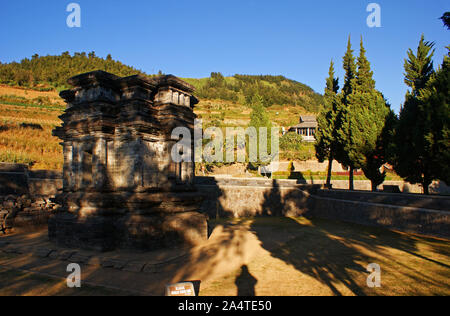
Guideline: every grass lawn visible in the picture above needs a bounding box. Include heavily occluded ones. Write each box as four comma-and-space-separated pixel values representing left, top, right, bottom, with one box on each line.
199, 217, 450, 296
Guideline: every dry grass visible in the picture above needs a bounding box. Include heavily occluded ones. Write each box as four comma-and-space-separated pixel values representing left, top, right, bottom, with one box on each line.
0, 217, 448, 296
0, 85, 64, 105
199, 217, 450, 296
0, 103, 63, 170
0, 85, 314, 171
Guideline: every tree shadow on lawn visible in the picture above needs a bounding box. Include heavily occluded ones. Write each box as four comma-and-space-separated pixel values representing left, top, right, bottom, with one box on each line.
248, 180, 450, 296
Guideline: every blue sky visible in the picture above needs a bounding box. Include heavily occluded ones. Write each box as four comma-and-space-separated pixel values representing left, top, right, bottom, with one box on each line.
0, 0, 449, 113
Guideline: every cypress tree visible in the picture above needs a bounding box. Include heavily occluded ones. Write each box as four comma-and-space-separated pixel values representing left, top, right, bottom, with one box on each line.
394, 35, 436, 194
335, 36, 357, 190
416, 47, 450, 188
315, 60, 339, 188
440, 12, 450, 29
346, 38, 391, 191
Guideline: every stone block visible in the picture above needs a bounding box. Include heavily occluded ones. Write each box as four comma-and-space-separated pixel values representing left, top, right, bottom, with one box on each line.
123, 261, 146, 273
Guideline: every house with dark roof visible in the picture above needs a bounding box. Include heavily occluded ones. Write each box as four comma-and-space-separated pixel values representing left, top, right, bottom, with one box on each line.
288, 115, 318, 142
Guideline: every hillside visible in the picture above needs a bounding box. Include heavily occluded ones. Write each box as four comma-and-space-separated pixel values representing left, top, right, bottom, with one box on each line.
0, 53, 323, 112
0, 53, 322, 170
0, 52, 146, 91
184, 73, 323, 113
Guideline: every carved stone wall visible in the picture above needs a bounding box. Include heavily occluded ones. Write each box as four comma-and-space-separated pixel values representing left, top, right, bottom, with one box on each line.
49, 71, 206, 251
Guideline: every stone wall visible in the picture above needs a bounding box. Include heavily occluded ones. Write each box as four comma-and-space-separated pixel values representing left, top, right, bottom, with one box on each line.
197, 176, 450, 238
197, 180, 316, 219
1, 167, 449, 238
0, 163, 62, 232
310, 195, 449, 238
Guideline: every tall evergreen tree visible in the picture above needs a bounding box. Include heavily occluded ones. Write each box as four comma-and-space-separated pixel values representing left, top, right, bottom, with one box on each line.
404, 35, 435, 95
315, 60, 339, 188
441, 12, 450, 29
345, 38, 391, 191
416, 47, 450, 187
393, 35, 437, 194
335, 36, 358, 190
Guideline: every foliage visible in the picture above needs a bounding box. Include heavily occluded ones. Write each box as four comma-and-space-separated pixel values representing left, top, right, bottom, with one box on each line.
315, 60, 340, 187
441, 12, 450, 29
404, 35, 436, 94
248, 95, 273, 164
0, 52, 145, 90
334, 37, 357, 172
280, 132, 304, 152
190, 72, 323, 113
0, 53, 323, 113
392, 35, 446, 194
347, 39, 392, 190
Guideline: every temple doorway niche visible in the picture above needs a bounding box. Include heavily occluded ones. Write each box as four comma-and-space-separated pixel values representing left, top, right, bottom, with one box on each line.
81, 145, 93, 189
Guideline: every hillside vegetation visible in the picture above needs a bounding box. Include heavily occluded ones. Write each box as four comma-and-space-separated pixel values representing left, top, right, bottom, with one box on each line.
0, 52, 322, 112
0, 53, 322, 170
184, 72, 323, 113
0, 52, 146, 91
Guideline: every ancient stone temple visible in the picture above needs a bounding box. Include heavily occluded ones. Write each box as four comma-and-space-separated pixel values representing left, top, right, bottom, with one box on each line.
49, 70, 207, 251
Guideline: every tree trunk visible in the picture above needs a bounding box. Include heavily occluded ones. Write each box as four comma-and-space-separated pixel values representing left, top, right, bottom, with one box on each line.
349, 167, 354, 191
371, 181, 377, 192
326, 154, 333, 189
423, 180, 431, 195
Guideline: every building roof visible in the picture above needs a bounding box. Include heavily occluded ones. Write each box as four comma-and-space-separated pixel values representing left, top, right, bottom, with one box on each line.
300, 116, 317, 123
289, 121, 318, 129
289, 115, 318, 130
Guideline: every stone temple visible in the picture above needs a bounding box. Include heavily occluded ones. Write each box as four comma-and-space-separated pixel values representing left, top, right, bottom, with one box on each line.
49, 70, 207, 251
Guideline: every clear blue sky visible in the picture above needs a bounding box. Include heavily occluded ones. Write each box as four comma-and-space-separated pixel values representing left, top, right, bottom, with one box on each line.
0, 0, 448, 112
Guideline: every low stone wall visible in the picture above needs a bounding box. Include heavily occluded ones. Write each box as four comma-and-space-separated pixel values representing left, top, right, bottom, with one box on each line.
0, 163, 63, 196
310, 195, 450, 238
197, 176, 450, 238
0, 164, 29, 195
0, 163, 62, 232
311, 180, 449, 195
316, 189, 450, 212
198, 184, 313, 219
28, 170, 63, 196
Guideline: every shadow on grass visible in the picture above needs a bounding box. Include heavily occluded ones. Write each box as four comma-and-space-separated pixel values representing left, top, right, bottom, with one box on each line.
248, 180, 450, 296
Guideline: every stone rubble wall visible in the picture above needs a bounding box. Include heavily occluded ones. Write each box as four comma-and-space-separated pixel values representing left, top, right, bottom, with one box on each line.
0, 163, 61, 232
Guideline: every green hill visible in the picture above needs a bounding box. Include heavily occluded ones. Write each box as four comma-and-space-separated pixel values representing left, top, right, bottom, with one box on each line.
0, 52, 322, 112
184, 73, 323, 113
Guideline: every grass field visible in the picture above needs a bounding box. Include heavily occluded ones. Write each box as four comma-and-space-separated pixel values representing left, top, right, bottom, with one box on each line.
199, 217, 450, 296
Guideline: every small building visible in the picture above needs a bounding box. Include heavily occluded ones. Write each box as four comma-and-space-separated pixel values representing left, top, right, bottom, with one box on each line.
288, 116, 318, 142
